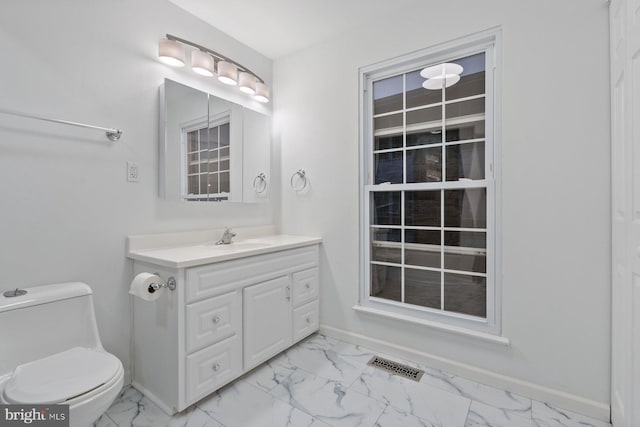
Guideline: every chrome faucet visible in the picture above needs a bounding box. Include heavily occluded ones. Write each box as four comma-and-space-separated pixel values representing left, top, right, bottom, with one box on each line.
216, 227, 236, 245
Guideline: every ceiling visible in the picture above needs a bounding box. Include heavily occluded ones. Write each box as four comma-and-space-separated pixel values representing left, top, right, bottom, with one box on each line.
168, 0, 421, 59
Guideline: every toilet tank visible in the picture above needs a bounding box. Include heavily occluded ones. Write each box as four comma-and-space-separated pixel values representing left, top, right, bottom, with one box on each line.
0, 282, 102, 376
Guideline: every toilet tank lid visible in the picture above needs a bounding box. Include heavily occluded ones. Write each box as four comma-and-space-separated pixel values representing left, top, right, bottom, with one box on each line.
0, 282, 92, 313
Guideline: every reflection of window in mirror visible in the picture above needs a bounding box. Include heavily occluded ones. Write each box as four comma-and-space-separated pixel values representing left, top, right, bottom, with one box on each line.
181, 111, 231, 201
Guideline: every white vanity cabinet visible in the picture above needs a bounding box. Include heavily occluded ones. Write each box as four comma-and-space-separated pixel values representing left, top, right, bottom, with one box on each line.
129, 237, 320, 415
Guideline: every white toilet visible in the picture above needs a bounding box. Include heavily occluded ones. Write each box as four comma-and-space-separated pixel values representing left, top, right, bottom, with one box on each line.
0, 282, 124, 427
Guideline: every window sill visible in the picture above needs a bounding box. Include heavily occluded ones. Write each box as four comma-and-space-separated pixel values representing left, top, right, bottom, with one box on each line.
352, 304, 510, 346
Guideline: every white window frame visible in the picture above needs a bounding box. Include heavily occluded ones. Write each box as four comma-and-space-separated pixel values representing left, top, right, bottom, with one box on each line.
358, 28, 502, 336
180, 110, 232, 201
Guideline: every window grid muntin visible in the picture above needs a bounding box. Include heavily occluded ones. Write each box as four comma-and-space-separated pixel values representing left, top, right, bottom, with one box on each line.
368, 51, 489, 321
184, 119, 230, 201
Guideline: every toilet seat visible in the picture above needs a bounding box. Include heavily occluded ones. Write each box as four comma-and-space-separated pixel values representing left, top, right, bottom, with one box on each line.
3, 347, 121, 405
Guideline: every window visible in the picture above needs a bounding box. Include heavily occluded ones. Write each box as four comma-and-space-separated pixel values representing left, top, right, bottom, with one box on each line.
182, 112, 231, 201
360, 31, 500, 334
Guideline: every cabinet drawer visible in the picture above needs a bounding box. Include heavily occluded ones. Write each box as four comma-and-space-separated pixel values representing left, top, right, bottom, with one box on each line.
186, 245, 319, 302
293, 299, 319, 342
186, 334, 241, 404
186, 290, 241, 353
292, 268, 319, 307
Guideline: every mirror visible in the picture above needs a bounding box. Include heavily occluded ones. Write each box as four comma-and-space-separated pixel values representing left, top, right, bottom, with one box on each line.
159, 79, 270, 202
242, 108, 271, 202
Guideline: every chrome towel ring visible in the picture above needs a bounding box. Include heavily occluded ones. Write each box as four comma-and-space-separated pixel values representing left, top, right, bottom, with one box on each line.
252, 172, 267, 194
290, 169, 308, 192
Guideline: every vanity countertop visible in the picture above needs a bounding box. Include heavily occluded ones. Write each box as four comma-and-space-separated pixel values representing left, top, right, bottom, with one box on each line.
127, 232, 321, 268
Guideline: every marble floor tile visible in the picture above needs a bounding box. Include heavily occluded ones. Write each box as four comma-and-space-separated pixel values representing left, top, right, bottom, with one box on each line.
241, 353, 302, 392
269, 369, 387, 427
94, 414, 118, 427
465, 401, 537, 427
350, 366, 470, 426
276, 338, 372, 386
330, 341, 378, 365
301, 334, 343, 350
419, 367, 532, 419
166, 406, 224, 427
374, 404, 455, 427
198, 379, 327, 427
105, 386, 171, 427
531, 401, 611, 427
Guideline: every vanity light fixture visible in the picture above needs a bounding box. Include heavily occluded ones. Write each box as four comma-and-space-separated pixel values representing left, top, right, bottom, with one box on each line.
217, 61, 238, 85
191, 50, 215, 77
158, 38, 185, 67
254, 82, 270, 103
157, 34, 269, 103
238, 72, 257, 95
421, 62, 463, 90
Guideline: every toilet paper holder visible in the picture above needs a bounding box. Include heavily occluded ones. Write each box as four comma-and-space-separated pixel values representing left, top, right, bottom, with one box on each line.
149, 273, 177, 293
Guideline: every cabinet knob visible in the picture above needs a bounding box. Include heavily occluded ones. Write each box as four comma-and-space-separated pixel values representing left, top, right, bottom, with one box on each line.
306, 317, 311, 324
305, 282, 311, 289
212, 363, 220, 372
212, 315, 221, 324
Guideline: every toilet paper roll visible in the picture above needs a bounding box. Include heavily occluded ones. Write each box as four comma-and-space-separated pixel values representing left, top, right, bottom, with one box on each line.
129, 272, 164, 302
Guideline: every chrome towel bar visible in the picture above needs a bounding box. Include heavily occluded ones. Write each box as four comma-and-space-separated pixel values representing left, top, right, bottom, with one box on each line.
0, 107, 122, 141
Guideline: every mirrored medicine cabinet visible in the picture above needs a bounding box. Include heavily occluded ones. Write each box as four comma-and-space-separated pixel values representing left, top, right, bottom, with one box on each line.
159, 79, 271, 203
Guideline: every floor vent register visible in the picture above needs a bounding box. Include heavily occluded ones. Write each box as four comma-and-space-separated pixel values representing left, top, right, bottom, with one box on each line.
367, 356, 425, 382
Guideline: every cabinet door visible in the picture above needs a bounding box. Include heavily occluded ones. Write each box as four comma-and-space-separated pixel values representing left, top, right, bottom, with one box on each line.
243, 276, 292, 370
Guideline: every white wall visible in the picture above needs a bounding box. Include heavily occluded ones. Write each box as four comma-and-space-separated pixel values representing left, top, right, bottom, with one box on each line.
0, 0, 273, 379
275, 0, 611, 409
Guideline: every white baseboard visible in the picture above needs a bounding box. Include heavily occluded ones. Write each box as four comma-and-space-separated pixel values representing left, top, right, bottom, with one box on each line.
319, 324, 610, 423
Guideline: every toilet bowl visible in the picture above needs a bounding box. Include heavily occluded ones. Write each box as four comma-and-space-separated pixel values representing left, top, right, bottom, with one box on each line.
0, 282, 124, 427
